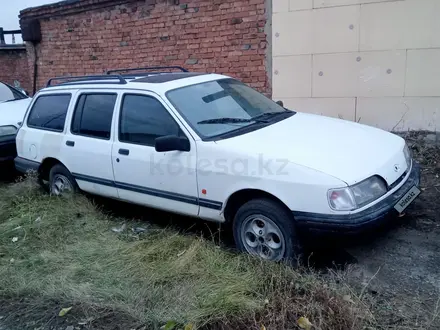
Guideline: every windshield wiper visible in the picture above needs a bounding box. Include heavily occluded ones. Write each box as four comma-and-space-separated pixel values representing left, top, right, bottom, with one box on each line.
197, 117, 268, 125
252, 111, 289, 121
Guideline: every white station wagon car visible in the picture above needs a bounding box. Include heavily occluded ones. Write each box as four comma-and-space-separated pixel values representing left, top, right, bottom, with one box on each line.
15, 67, 420, 261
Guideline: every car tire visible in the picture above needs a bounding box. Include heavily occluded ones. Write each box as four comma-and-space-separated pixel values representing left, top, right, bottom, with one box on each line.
37, 175, 50, 193
233, 198, 302, 262
49, 164, 78, 196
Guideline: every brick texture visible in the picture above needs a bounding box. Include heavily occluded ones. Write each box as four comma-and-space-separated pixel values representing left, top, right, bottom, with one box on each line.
19, 0, 270, 94
0, 49, 31, 93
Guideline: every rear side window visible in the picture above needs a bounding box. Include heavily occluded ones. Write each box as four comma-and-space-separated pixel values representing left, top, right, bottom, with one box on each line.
119, 94, 180, 146
71, 93, 117, 140
27, 94, 71, 131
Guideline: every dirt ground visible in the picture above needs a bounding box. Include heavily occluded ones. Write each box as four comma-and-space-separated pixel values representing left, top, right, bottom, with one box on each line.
345, 131, 440, 328
0, 131, 439, 329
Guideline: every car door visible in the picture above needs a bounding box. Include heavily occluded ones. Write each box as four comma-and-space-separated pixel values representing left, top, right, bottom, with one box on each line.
60, 90, 119, 198
111, 91, 199, 216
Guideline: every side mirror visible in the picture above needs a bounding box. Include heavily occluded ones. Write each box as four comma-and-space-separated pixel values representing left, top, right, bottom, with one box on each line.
276, 100, 284, 107
155, 135, 190, 152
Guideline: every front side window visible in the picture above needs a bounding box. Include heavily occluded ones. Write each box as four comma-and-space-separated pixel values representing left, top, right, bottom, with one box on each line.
27, 94, 72, 131
119, 94, 179, 146
166, 78, 292, 139
71, 93, 117, 139
0, 82, 28, 103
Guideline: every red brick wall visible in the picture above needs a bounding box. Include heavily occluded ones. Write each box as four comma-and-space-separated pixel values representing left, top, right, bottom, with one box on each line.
20, 0, 269, 94
0, 49, 31, 93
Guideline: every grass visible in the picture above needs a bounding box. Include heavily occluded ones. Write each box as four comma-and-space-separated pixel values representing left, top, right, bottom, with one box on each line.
0, 177, 374, 329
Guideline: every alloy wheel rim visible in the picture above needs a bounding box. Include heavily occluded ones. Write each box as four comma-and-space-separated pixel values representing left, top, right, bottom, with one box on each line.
51, 174, 73, 196
241, 214, 286, 261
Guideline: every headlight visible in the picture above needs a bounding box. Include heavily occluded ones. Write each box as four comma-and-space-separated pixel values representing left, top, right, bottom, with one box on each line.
351, 176, 387, 208
0, 125, 17, 137
403, 144, 412, 169
328, 176, 387, 211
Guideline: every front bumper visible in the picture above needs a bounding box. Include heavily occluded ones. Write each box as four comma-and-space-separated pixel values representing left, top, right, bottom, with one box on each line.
0, 135, 17, 162
294, 162, 421, 234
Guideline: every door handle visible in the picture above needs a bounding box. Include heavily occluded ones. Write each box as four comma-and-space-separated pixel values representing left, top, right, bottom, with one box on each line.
66, 140, 75, 147
118, 148, 129, 155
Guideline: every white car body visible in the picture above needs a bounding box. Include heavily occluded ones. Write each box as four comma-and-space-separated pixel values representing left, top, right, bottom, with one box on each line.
14, 71, 420, 259
0, 83, 31, 162
0, 98, 31, 126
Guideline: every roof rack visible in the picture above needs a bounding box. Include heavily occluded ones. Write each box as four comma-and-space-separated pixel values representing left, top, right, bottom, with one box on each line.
46, 74, 127, 87
106, 66, 188, 75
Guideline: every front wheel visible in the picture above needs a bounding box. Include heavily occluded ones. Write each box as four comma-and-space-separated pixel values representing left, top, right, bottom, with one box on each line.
233, 198, 301, 262
49, 164, 78, 196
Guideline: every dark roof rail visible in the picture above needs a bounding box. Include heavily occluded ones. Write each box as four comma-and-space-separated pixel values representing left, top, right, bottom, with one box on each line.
106, 66, 189, 74
46, 74, 127, 87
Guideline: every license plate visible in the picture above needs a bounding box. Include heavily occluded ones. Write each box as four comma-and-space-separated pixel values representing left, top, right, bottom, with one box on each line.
394, 186, 421, 213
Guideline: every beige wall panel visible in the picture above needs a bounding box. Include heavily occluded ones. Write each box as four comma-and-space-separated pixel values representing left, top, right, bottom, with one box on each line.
406, 49, 440, 97
281, 97, 356, 121
314, 0, 395, 8
273, 56, 312, 98
312, 53, 359, 97
360, 0, 440, 51
273, 0, 289, 13
289, 0, 313, 11
358, 0, 399, 4
313, 51, 405, 97
312, 5, 359, 54
272, 11, 313, 56
357, 97, 440, 131
314, 0, 358, 8
358, 51, 406, 97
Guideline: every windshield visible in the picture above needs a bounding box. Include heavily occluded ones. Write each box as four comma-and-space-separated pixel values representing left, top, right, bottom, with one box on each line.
0, 82, 28, 103
166, 78, 291, 139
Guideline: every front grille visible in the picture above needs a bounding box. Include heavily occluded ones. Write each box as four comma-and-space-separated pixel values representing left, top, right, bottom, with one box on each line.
388, 170, 407, 191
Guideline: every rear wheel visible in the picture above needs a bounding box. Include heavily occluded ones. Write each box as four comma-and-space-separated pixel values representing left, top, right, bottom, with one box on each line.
49, 164, 77, 196
233, 198, 301, 262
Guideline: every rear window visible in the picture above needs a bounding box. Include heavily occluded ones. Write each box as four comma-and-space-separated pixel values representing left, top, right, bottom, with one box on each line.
71, 93, 117, 140
27, 94, 72, 132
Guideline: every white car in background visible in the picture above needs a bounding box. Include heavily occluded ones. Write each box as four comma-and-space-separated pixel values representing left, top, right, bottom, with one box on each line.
14, 67, 421, 261
0, 82, 31, 163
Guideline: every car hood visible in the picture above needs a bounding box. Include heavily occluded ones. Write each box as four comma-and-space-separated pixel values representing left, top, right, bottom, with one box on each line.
215, 112, 406, 185
0, 98, 31, 126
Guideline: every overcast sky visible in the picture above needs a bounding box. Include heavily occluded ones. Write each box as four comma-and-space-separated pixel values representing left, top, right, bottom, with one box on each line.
1, 0, 60, 43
